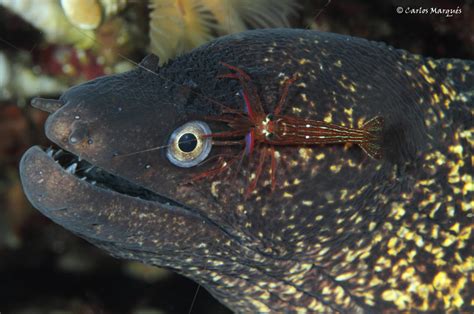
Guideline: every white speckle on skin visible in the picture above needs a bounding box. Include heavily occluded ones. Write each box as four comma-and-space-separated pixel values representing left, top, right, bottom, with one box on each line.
316, 153, 325, 160
283, 192, 293, 198
211, 181, 221, 198
297, 82, 307, 88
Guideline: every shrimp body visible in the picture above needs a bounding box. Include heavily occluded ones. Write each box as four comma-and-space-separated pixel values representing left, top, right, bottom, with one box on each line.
260, 114, 384, 159
204, 63, 384, 193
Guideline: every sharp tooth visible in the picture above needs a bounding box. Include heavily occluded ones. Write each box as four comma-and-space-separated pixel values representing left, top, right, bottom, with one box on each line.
46, 149, 54, 157
91, 181, 96, 185
78, 156, 82, 161
66, 163, 77, 174
84, 166, 94, 173
80, 176, 87, 180
53, 149, 63, 158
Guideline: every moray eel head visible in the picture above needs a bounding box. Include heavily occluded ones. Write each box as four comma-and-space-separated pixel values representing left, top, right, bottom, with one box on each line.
20, 55, 239, 269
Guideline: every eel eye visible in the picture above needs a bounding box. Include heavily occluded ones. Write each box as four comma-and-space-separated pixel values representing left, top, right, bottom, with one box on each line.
166, 121, 212, 168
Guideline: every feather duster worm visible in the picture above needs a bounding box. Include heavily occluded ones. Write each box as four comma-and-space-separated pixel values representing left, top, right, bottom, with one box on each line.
149, 0, 299, 64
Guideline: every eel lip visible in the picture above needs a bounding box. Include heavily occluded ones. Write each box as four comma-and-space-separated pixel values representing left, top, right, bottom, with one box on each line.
20, 146, 78, 215
19, 146, 225, 253
19, 146, 195, 227
20, 146, 112, 225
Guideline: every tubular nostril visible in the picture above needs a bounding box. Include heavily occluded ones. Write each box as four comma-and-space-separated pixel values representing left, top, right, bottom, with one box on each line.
68, 123, 89, 145
31, 97, 64, 113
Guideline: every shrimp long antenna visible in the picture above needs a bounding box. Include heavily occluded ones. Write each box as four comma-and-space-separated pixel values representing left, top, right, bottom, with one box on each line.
112, 144, 172, 158
112, 138, 201, 158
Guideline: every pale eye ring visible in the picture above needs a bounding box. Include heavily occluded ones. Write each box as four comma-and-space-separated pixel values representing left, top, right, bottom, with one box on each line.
166, 121, 212, 168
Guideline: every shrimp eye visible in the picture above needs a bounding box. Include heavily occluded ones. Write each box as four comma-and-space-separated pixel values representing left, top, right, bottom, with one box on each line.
166, 121, 212, 168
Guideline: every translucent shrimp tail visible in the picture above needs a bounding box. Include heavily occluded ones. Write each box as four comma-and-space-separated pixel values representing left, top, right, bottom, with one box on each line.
359, 116, 384, 159
362, 116, 384, 133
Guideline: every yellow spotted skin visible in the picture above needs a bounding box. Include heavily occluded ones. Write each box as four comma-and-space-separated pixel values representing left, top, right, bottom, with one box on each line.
21, 29, 473, 313
174, 30, 473, 312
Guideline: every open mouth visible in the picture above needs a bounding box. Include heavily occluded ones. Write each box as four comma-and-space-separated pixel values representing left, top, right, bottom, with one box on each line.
27, 97, 211, 220
44, 146, 174, 204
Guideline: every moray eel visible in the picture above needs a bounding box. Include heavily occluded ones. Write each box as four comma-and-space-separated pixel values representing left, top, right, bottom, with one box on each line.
20, 29, 473, 312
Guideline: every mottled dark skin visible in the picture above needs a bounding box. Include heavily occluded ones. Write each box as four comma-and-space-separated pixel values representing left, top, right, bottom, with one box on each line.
20, 29, 473, 312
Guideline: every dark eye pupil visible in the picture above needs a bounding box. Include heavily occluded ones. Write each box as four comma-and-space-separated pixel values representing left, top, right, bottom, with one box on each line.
178, 133, 198, 152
